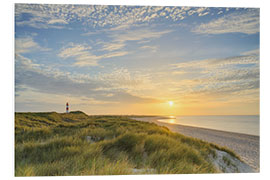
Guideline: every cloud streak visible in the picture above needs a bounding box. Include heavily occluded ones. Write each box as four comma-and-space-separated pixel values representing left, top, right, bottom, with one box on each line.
111, 28, 172, 43
76, 27, 172, 66
170, 52, 259, 99
192, 9, 259, 35
15, 54, 159, 104
15, 36, 50, 54
58, 43, 129, 66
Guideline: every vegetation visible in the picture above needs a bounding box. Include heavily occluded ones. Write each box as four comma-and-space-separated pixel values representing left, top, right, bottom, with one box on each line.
15, 111, 238, 176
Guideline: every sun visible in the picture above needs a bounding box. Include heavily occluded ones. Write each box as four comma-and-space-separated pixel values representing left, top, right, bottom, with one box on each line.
168, 101, 174, 106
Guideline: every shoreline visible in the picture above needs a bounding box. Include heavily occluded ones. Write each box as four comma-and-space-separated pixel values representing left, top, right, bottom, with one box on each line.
157, 119, 259, 137
132, 117, 260, 172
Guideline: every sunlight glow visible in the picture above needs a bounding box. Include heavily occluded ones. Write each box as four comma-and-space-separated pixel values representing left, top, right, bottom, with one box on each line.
169, 119, 175, 124
168, 101, 174, 106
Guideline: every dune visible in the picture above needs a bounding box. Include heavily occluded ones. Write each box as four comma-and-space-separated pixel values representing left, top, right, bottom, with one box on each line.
132, 116, 259, 172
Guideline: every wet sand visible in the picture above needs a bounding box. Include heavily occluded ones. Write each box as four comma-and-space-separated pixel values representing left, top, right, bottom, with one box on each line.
132, 117, 260, 172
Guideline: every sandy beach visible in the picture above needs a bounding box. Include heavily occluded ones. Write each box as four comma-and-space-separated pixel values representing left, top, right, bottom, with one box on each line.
132, 117, 260, 172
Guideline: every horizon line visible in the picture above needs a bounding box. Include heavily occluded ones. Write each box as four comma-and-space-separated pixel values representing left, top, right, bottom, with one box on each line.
14, 110, 260, 116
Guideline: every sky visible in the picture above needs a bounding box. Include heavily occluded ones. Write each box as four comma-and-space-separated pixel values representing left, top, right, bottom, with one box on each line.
14, 4, 260, 115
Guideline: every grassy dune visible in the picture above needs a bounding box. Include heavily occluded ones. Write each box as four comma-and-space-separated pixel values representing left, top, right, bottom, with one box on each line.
15, 111, 238, 176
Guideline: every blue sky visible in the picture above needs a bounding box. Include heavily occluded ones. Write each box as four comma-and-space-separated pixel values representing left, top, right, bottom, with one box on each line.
15, 4, 259, 115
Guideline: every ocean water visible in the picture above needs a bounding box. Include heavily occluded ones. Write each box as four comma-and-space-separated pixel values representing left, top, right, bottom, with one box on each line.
157, 115, 259, 136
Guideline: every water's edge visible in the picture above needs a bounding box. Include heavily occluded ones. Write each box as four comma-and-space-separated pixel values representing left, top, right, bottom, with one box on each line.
153, 115, 259, 136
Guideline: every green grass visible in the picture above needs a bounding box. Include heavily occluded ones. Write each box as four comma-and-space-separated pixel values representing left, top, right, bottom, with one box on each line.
15, 111, 237, 176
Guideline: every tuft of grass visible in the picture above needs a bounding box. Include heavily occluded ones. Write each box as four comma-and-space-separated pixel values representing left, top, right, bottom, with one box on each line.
209, 143, 241, 160
15, 166, 35, 177
222, 156, 231, 166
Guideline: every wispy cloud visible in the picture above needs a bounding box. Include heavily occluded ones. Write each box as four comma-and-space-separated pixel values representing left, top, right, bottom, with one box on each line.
15, 4, 70, 29
172, 54, 259, 70
111, 28, 172, 43
58, 43, 92, 58
15, 36, 50, 54
58, 43, 129, 66
48, 19, 68, 25
192, 9, 259, 35
140, 45, 158, 52
240, 49, 259, 56
15, 54, 158, 104
170, 54, 259, 100
79, 27, 171, 66
82, 26, 172, 43
100, 42, 126, 52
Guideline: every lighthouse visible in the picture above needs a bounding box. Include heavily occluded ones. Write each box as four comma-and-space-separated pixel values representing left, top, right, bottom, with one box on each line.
66, 102, 69, 113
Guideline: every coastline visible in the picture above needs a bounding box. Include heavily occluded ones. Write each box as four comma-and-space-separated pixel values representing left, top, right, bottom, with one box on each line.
132, 116, 260, 172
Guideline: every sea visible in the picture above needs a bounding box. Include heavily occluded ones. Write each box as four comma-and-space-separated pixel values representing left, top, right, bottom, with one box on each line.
157, 115, 259, 136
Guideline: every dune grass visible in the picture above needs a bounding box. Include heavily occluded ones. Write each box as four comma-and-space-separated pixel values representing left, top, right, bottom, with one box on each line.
15, 111, 237, 176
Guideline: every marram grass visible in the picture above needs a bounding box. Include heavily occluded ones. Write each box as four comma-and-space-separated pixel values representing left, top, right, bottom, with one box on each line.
15, 111, 238, 176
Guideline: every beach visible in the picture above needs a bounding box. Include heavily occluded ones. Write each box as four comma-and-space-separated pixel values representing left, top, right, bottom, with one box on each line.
132, 117, 260, 172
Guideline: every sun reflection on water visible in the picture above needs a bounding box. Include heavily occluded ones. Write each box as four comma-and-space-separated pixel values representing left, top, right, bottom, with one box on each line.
168, 116, 176, 124
169, 119, 175, 124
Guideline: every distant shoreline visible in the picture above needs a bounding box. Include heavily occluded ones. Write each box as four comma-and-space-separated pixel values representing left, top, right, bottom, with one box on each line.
133, 115, 259, 136
132, 116, 260, 172
131, 116, 259, 137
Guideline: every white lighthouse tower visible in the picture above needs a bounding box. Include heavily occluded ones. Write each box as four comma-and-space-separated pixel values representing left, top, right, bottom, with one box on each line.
66, 102, 69, 113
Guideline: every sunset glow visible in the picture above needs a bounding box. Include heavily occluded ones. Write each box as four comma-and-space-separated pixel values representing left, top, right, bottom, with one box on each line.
169, 101, 174, 106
